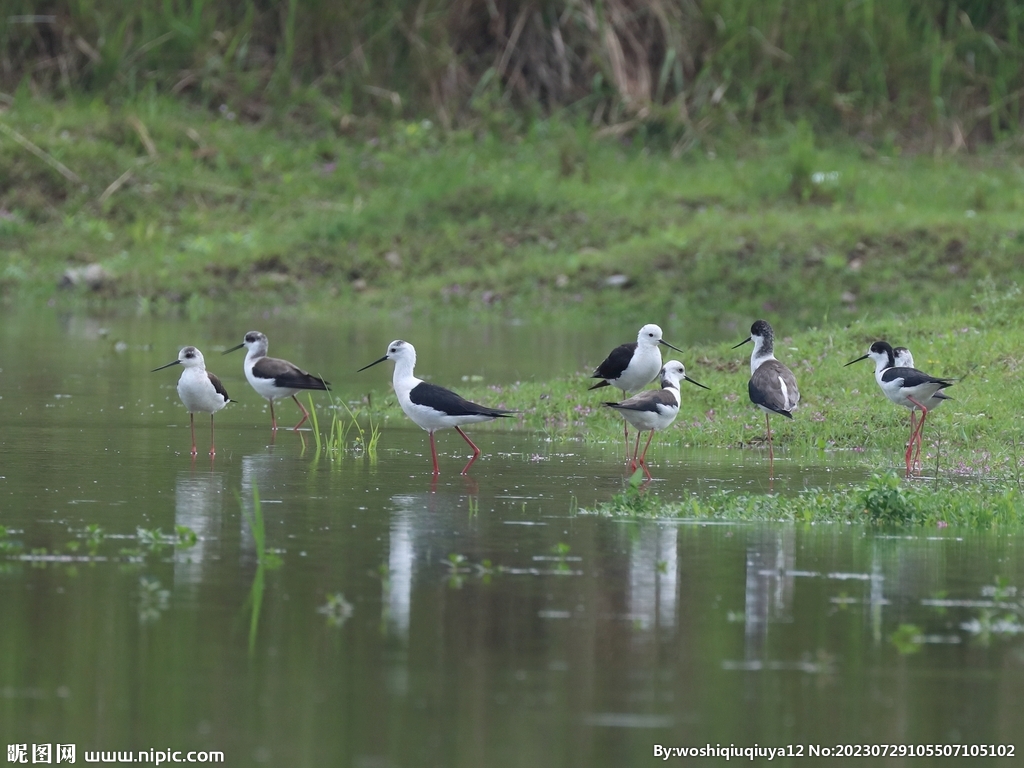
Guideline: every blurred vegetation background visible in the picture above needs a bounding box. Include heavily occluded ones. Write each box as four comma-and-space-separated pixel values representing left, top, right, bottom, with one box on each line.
3, 0, 1023, 147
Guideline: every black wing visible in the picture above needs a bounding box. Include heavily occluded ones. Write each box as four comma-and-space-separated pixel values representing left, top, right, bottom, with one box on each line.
591, 342, 638, 382
253, 356, 330, 391
207, 371, 230, 403
880, 366, 953, 389
410, 382, 514, 418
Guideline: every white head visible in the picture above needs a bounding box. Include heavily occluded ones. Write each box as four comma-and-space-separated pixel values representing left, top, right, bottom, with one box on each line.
893, 346, 914, 368
225, 330, 269, 358
637, 324, 664, 347
660, 360, 710, 390
179, 346, 206, 368
660, 360, 685, 388
358, 339, 417, 373
152, 345, 207, 373
636, 324, 684, 353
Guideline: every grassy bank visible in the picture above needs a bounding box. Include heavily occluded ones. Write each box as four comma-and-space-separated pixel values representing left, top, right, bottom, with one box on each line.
3, 98, 1024, 328
590, 472, 1024, 528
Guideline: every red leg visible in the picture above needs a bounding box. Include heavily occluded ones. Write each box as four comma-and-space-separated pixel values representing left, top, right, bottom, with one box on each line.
189, 413, 198, 456
765, 413, 774, 473
209, 414, 216, 456
429, 431, 440, 475
637, 429, 655, 479
907, 397, 929, 476
912, 412, 923, 472
903, 423, 914, 477
630, 429, 642, 471
269, 399, 278, 430
455, 426, 481, 475
291, 394, 311, 431
620, 389, 630, 460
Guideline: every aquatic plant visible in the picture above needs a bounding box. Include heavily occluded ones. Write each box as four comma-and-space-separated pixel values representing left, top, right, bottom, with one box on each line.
590, 472, 1024, 529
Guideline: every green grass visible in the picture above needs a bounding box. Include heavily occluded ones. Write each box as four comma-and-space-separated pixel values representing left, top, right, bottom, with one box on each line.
588, 472, 1024, 529
3, 1, 1023, 143
4, 98, 1024, 329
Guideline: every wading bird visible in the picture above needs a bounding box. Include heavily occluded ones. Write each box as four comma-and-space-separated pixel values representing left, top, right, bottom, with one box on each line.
358, 340, 515, 475
153, 346, 230, 456
603, 361, 708, 479
589, 324, 685, 459
224, 331, 329, 430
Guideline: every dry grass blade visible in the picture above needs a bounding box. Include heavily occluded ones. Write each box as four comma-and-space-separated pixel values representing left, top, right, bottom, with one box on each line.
129, 116, 158, 159
0, 122, 81, 183
98, 167, 134, 204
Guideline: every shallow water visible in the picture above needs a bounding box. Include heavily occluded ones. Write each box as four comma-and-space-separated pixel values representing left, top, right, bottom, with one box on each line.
2, 309, 1023, 765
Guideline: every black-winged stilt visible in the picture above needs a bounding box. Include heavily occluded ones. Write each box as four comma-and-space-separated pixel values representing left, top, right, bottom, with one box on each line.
894, 346, 953, 469
733, 320, 799, 473
223, 331, 330, 430
153, 346, 231, 456
845, 340, 954, 477
589, 323, 684, 457
358, 340, 515, 475
893, 347, 952, 411
603, 361, 708, 479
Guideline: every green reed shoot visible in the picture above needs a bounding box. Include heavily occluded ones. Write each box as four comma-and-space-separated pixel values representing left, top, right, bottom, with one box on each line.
240, 482, 282, 654
307, 393, 322, 453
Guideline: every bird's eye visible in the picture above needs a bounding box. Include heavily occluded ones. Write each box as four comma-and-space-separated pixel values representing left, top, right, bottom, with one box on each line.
390, 347, 397, 353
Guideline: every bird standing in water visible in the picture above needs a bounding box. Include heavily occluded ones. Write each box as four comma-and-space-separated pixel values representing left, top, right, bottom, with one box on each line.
589, 323, 685, 461
153, 346, 231, 456
224, 331, 329, 430
603, 360, 708, 479
359, 340, 515, 475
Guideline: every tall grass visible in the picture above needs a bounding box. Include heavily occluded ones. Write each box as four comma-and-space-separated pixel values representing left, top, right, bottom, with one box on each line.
3, 1, 1024, 143
308, 393, 380, 464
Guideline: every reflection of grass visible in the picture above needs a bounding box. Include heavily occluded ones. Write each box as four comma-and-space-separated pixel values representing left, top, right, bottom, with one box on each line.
241, 483, 282, 655
137, 577, 170, 625
890, 623, 924, 655
317, 593, 354, 628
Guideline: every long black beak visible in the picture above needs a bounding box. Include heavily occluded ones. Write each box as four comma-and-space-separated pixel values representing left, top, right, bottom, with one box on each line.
659, 339, 684, 354
844, 354, 870, 367
357, 355, 389, 372
222, 342, 245, 355
684, 375, 710, 390
731, 336, 752, 350
152, 359, 182, 372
